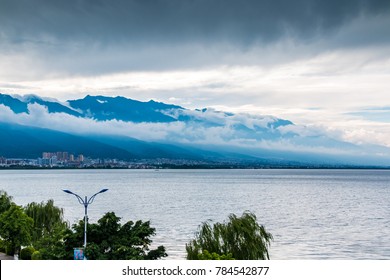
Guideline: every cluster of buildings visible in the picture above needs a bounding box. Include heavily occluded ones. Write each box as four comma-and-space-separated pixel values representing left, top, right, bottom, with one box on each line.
0, 157, 29, 166
40, 152, 84, 166
0, 152, 208, 169
1, 152, 91, 168
1, 152, 243, 169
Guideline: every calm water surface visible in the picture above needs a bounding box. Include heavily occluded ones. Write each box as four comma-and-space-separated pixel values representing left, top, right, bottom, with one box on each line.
1, 169, 389, 259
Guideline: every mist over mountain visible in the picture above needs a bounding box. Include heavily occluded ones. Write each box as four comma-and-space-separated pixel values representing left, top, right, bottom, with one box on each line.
0, 122, 133, 159
0, 93, 389, 166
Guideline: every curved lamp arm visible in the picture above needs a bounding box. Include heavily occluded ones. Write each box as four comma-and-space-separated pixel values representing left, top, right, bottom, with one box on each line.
63, 189, 86, 205
63, 189, 109, 206
88, 188, 109, 204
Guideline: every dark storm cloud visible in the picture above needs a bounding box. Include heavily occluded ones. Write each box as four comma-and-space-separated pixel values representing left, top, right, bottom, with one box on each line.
1, 0, 390, 77
1, 0, 390, 46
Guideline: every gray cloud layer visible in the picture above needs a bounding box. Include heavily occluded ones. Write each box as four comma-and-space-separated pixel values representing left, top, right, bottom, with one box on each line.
1, 0, 390, 81
1, 1, 390, 164
2, 0, 389, 45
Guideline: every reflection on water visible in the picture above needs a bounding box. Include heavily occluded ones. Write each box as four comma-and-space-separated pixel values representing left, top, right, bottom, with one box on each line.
1, 169, 389, 259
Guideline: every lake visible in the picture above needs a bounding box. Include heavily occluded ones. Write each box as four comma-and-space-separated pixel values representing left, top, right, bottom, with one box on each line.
0, 169, 389, 259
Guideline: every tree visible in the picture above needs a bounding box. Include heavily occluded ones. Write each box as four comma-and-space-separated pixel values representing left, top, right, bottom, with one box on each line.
63, 212, 167, 260
32, 223, 69, 260
24, 199, 68, 243
0, 190, 13, 214
0, 204, 34, 255
23, 199, 69, 259
186, 211, 273, 260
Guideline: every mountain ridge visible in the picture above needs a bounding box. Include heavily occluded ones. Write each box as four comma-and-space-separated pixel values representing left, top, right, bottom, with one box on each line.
1, 93, 390, 166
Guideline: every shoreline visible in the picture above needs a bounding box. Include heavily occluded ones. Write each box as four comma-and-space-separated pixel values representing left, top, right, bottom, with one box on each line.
0, 166, 389, 170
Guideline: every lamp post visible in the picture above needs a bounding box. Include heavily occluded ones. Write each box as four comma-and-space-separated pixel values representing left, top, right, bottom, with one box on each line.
62, 188, 108, 259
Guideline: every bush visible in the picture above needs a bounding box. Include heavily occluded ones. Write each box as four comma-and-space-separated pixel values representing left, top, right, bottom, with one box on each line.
31, 251, 42, 260
20, 247, 35, 260
186, 211, 273, 260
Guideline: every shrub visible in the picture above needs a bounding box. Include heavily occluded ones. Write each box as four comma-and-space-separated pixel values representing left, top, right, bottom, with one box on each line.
20, 247, 35, 260
31, 251, 42, 260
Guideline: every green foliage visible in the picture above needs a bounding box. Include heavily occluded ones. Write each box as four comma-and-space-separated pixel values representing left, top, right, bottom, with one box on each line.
0, 190, 13, 214
186, 211, 273, 260
0, 204, 34, 254
23, 199, 69, 259
20, 246, 35, 260
0, 238, 6, 253
197, 250, 235, 260
24, 199, 68, 243
63, 212, 167, 260
31, 251, 42, 260
34, 223, 68, 260
144, 245, 167, 260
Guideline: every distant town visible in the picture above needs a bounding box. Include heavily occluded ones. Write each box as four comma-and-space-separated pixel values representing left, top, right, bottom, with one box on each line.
0, 151, 387, 170
0, 151, 235, 169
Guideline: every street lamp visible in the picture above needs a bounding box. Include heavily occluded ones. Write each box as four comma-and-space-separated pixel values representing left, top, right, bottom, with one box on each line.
62, 188, 108, 259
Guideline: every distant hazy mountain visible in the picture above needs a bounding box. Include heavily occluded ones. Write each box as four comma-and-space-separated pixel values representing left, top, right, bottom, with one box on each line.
1, 93, 389, 166
0, 122, 264, 163
0, 94, 82, 116
0, 122, 134, 159
68, 95, 182, 122
0, 93, 290, 126
0, 93, 297, 142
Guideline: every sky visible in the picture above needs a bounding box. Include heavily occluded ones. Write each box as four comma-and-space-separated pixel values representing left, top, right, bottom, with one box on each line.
1, 0, 390, 148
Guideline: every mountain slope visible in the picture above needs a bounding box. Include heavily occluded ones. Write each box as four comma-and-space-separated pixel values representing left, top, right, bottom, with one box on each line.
0, 123, 228, 162
91, 135, 203, 159
68, 95, 182, 122
0, 122, 135, 159
0, 94, 29, 114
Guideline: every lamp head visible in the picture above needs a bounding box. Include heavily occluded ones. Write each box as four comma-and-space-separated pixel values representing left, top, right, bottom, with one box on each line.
63, 189, 74, 195
99, 188, 109, 193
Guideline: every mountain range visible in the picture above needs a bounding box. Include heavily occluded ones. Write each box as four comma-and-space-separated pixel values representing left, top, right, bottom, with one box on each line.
0, 93, 389, 167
